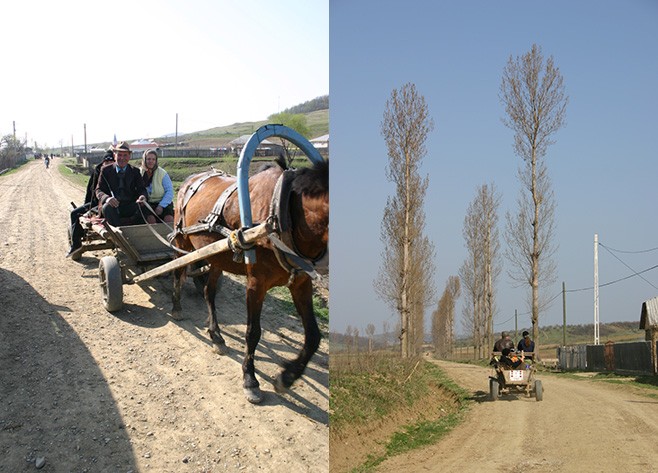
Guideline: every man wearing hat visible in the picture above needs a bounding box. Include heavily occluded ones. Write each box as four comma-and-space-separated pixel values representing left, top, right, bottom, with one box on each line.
493, 331, 515, 353
517, 331, 536, 360
95, 142, 148, 227
66, 149, 116, 257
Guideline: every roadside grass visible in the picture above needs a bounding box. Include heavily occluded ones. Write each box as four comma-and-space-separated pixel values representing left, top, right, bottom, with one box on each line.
0, 159, 33, 177
266, 284, 328, 329
331, 354, 471, 472
58, 162, 90, 188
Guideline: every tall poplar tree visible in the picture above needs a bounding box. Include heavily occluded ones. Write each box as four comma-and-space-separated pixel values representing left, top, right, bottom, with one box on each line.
374, 82, 436, 358
499, 44, 568, 353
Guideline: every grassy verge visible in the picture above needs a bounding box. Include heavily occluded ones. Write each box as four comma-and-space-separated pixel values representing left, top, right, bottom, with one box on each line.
267, 284, 328, 328
58, 162, 90, 188
330, 354, 470, 472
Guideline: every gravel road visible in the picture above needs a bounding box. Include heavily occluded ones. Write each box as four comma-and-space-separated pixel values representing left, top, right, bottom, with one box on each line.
375, 358, 658, 473
0, 160, 328, 472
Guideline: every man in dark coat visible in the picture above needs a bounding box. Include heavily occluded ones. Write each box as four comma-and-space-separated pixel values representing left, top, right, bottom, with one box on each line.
66, 150, 115, 257
95, 141, 148, 226
493, 331, 515, 353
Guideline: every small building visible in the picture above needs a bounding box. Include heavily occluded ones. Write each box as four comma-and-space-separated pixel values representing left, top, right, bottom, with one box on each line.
310, 134, 329, 157
130, 138, 161, 157
640, 296, 658, 374
229, 135, 283, 157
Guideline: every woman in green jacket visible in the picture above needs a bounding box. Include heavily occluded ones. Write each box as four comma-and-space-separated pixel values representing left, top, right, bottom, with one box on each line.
140, 148, 174, 224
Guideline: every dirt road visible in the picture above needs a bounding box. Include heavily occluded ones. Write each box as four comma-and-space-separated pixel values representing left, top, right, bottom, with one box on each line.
374, 358, 658, 473
0, 160, 328, 472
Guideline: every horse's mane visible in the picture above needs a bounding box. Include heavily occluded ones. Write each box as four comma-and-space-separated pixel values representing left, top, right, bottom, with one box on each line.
291, 159, 329, 198
256, 156, 328, 198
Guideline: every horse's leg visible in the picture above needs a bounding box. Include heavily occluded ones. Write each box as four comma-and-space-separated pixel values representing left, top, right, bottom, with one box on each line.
205, 266, 228, 355
274, 276, 320, 394
242, 275, 267, 404
171, 266, 185, 320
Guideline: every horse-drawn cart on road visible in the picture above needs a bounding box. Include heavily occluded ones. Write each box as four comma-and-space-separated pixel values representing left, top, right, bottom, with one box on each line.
69, 218, 216, 311
489, 351, 543, 402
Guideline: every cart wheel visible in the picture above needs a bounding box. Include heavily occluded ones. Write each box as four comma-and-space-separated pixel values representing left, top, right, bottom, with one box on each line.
489, 379, 499, 401
99, 256, 123, 312
67, 226, 82, 261
535, 380, 543, 401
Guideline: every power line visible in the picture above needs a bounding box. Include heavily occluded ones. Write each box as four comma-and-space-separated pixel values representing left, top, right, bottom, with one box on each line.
599, 244, 658, 291
599, 243, 658, 254
564, 263, 658, 293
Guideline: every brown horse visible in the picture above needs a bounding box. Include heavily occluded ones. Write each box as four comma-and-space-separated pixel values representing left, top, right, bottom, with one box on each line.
171, 158, 328, 403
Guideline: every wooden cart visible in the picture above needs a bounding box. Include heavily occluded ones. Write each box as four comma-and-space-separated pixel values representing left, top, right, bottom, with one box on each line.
489, 352, 543, 401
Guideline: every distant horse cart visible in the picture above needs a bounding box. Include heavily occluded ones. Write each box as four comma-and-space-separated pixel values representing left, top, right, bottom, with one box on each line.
489, 351, 543, 401
70, 125, 328, 403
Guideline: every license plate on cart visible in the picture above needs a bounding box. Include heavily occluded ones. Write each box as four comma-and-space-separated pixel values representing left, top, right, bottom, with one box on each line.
510, 370, 524, 381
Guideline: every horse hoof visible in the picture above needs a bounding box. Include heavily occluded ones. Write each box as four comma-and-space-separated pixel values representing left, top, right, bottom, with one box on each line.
213, 343, 228, 355
273, 374, 290, 395
243, 387, 263, 404
170, 310, 184, 321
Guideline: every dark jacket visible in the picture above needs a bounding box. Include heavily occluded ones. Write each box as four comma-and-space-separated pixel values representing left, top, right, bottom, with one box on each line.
498, 354, 524, 369
517, 339, 536, 357
96, 164, 147, 206
84, 161, 105, 208
493, 337, 515, 353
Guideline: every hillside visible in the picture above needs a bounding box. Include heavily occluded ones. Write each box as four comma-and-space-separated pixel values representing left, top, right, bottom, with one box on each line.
90, 108, 328, 151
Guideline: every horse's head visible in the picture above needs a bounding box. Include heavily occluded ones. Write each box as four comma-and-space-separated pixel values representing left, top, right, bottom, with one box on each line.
289, 159, 329, 258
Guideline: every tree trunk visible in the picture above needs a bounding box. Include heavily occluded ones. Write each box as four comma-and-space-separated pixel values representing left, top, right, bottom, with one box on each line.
401, 151, 411, 358
531, 150, 540, 360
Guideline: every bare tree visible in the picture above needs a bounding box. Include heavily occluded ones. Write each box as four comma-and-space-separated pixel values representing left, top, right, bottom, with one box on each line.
382, 321, 390, 348
500, 44, 567, 354
366, 323, 376, 354
432, 276, 461, 358
374, 82, 436, 358
459, 184, 502, 358
345, 325, 353, 356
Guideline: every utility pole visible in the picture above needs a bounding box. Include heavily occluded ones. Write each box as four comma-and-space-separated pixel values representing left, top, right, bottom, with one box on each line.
13, 121, 16, 139
562, 281, 567, 347
175, 113, 178, 152
84, 124, 88, 153
515, 309, 518, 341
594, 234, 600, 345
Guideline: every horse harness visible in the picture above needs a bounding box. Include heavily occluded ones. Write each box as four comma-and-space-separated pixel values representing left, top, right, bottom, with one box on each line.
173, 168, 327, 285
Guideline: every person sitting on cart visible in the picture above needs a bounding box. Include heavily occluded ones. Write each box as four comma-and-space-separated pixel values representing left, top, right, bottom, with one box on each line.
493, 331, 515, 353
139, 148, 175, 224
95, 141, 148, 227
66, 150, 115, 257
517, 330, 535, 360
497, 347, 524, 369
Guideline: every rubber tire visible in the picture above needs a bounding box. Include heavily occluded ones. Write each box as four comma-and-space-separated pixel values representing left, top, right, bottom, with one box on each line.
67, 226, 81, 261
535, 380, 543, 401
490, 379, 499, 401
99, 256, 123, 312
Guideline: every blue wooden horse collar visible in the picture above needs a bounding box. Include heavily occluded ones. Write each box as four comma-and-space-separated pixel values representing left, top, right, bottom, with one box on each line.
237, 124, 324, 264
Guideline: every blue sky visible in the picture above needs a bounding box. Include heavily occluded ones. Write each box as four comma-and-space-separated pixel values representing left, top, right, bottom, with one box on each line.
329, 0, 658, 339
0, 0, 328, 147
